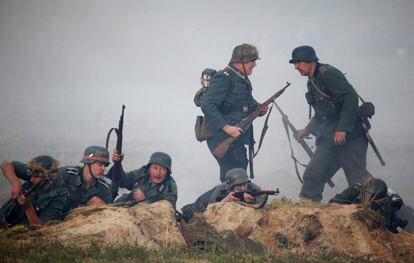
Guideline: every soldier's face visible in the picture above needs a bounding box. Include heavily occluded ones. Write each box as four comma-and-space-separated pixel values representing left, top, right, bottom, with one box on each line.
30, 175, 43, 185
243, 61, 256, 75
149, 164, 168, 184
90, 162, 106, 178
232, 183, 248, 192
294, 61, 314, 76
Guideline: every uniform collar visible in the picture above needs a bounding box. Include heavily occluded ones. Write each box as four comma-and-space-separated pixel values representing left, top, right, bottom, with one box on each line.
310, 62, 321, 80
226, 65, 246, 80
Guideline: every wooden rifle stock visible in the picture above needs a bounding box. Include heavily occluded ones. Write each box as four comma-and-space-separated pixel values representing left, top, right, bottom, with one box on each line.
213, 82, 290, 160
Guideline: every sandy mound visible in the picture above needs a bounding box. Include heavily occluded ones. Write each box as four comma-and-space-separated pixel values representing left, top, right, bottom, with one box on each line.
183, 200, 414, 262
19, 200, 186, 249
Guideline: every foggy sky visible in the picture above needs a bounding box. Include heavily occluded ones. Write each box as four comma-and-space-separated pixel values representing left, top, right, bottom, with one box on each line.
0, 0, 413, 210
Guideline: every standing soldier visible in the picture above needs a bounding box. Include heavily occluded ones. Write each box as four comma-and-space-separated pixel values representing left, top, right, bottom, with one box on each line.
201, 44, 267, 182
59, 146, 113, 215
290, 45, 370, 201
110, 151, 178, 208
0, 155, 68, 227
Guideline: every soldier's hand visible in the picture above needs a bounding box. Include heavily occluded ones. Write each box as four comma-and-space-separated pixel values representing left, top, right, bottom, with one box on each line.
223, 125, 244, 140
294, 128, 310, 141
243, 193, 255, 203
10, 183, 22, 199
258, 105, 268, 117
132, 187, 146, 202
88, 196, 105, 205
222, 191, 240, 202
112, 150, 124, 162
17, 194, 27, 205
333, 131, 346, 146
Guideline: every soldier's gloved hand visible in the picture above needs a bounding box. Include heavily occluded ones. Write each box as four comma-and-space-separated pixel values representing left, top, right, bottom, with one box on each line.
223, 125, 244, 140
112, 150, 124, 162
222, 191, 240, 202
10, 182, 22, 199
333, 131, 346, 146
243, 193, 255, 203
88, 196, 105, 205
294, 128, 310, 141
132, 187, 146, 202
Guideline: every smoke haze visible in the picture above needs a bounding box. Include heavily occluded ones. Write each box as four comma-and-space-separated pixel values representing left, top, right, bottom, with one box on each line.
0, 0, 413, 213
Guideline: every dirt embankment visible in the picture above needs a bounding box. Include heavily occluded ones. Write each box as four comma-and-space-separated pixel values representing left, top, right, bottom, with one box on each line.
2, 199, 414, 262
184, 200, 414, 262
9, 200, 186, 249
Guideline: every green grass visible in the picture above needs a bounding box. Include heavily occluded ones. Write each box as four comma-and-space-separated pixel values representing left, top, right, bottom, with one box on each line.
0, 240, 381, 263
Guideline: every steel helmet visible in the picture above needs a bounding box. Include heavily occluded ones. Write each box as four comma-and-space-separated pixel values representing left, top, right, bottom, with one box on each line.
230, 44, 260, 64
289, 45, 319, 64
80, 146, 110, 166
225, 168, 250, 189
148, 152, 172, 173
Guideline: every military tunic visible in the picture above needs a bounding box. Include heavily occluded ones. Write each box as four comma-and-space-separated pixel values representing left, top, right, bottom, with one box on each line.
300, 63, 370, 201
113, 165, 178, 208
8, 161, 68, 223
59, 166, 112, 216
201, 65, 259, 182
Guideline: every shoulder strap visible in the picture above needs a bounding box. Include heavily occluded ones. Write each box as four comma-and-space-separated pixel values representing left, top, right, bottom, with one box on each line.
309, 78, 333, 100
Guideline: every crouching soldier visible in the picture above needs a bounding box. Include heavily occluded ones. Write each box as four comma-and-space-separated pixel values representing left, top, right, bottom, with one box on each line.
329, 178, 408, 233
109, 151, 177, 208
0, 155, 68, 228
181, 168, 276, 221
59, 146, 113, 216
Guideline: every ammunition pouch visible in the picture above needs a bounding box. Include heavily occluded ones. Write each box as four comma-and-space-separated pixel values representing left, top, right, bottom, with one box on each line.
194, 115, 214, 142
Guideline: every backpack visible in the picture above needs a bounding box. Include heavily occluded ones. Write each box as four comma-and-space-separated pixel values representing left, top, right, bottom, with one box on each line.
194, 68, 217, 142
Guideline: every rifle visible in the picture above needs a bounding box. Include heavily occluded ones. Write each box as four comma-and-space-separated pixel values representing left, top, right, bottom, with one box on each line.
274, 102, 335, 188
217, 189, 279, 202
213, 82, 291, 160
359, 116, 386, 166
0, 183, 37, 227
106, 105, 126, 200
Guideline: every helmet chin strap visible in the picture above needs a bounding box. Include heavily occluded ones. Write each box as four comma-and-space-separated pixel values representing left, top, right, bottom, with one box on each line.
242, 62, 249, 80
87, 163, 99, 180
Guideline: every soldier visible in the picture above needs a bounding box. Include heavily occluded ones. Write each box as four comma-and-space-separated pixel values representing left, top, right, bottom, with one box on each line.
329, 178, 408, 233
59, 146, 113, 215
290, 45, 370, 201
110, 151, 178, 208
181, 168, 267, 221
201, 44, 267, 182
0, 155, 68, 227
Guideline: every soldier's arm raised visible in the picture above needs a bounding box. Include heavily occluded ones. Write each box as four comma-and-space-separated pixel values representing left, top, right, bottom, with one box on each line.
1, 161, 22, 199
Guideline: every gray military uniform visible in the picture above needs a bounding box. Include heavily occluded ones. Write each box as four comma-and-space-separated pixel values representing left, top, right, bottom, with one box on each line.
208, 182, 265, 206
300, 62, 370, 201
59, 166, 112, 216
112, 165, 178, 208
201, 65, 259, 182
10, 161, 68, 223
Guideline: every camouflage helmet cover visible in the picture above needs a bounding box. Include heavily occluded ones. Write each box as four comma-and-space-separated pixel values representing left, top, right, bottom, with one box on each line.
225, 168, 250, 190
147, 152, 172, 173
80, 146, 110, 165
289, 45, 319, 64
27, 155, 59, 181
230, 44, 260, 64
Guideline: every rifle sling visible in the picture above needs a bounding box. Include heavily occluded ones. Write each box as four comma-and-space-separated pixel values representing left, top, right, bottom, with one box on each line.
248, 103, 275, 179
253, 103, 273, 158
280, 111, 305, 184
